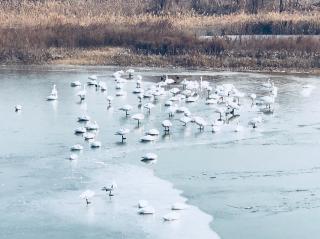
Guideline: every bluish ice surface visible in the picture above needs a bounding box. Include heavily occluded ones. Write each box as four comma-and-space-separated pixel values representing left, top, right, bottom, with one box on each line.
1, 65, 320, 239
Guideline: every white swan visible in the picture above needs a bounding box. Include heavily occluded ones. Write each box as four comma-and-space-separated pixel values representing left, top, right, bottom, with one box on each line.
162, 120, 172, 133
179, 116, 192, 126
70, 144, 83, 151
107, 96, 113, 107
172, 202, 188, 210
46, 84, 58, 101
249, 116, 262, 128
77, 85, 86, 101
132, 113, 144, 127
141, 153, 158, 161
15, 104, 22, 112
87, 75, 98, 86
71, 81, 81, 87
77, 114, 90, 122
101, 181, 117, 196
80, 190, 95, 205
69, 154, 78, 161
99, 81, 107, 91
138, 206, 155, 215
140, 135, 156, 142
146, 128, 160, 136
74, 126, 86, 134
138, 200, 149, 208
163, 212, 180, 221
91, 141, 101, 148
143, 102, 155, 113
170, 87, 180, 95
83, 132, 95, 140
115, 128, 130, 143
119, 104, 133, 117
192, 116, 207, 131
85, 121, 99, 130
115, 90, 127, 97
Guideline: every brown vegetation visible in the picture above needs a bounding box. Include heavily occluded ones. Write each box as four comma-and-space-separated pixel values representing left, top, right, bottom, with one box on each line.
0, 0, 319, 72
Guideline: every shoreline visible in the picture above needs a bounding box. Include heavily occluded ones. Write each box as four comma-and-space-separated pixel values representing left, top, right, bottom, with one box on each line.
1, 62, 319, 76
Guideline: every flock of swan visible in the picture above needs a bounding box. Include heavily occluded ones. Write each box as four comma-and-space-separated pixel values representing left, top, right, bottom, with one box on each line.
14, 69, 280, 222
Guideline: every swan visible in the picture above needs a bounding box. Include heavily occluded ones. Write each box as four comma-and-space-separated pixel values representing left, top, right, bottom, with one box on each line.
249, 93, 257, 106
91, 141, 101, 148
133, 87, 144, 94
115, 82, 123, 90
71, 81, 81, 87
140, 135, 156, 142
113, 70, 124, 78
211, 120, 222, 133
77, 115, 90, 122
74, 126, 86, 134
226, 100, 240, 116
69, 154, 78, 161
70, 144, 83, 151
136, 75, 143, 88
138, 206, 155, 215
119, 104, 133, 117
115, 90, 127, 97
167, 106, 176, 118
87, 75, 98, 86
162, 120, 172, 133
88, 75, 98, 81
164, 100, 173, 107
181, 78, 189, 89
212, 106, 226, 121
179, 116, 192, 126
165, 75, 175, 85
132, 113, 144, 127
262, 79, 272, 88
126, 69, 135, 78
101, 181, 117, 196
176, 106, 189, 114
80, 190, 95, 205
46, 84, 58, 101
192, 116, 207, 131
143, 91, 153, 99
170, 87, 180, 95
99, 81, 107, 91
172, 202, 188, 210
115, 128, 130, 143
85, 121, 99, 130
143, 103, 155, 114
249, 116, 262, 128
146, 129, 160, 136
77, 85, 86, 101
182, 89, 193, 97
141, 153, 158, 161
138, 200, 149, 208
137, 94, 143, 103
260, 95, 275, 110
186, 94, 199, 103
15, 104, 22, 112
107, 96, 113, 107
163, 212, 180, 221
83, 132, 95, 140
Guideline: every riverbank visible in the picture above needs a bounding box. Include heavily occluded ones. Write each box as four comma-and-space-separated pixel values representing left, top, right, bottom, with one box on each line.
1, 1, 319, 73
2, 46, 320, 75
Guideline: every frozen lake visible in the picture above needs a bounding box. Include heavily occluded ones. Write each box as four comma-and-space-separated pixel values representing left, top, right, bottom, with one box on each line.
1, 66, 320, 239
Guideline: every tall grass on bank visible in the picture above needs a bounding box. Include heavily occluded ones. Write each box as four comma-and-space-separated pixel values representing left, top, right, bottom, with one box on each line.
0, 0, 319, 69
